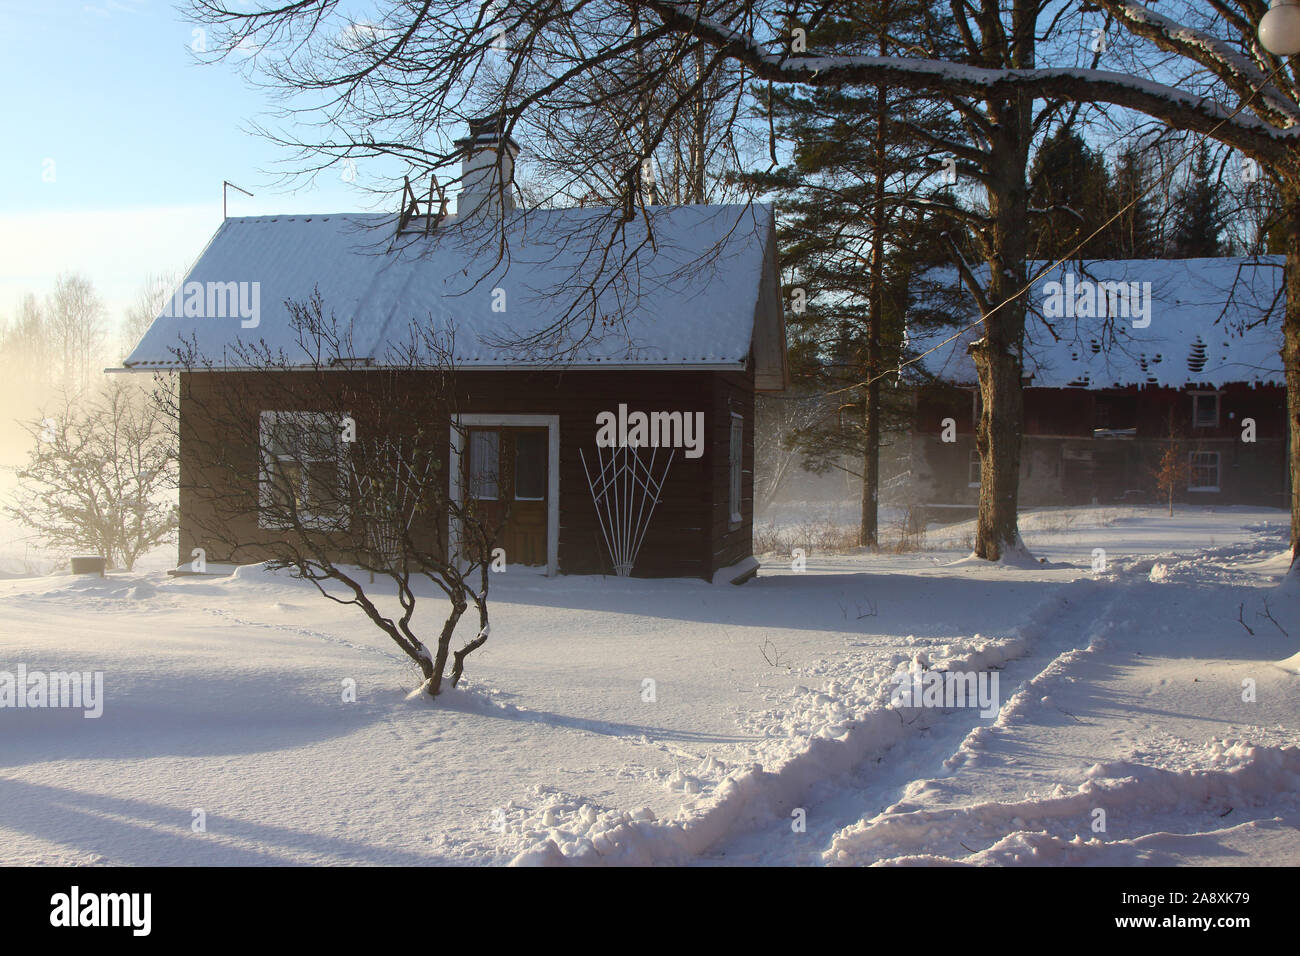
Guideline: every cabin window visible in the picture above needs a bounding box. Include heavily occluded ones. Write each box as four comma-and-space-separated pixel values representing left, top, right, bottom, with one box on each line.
1188, 451, 1221, 492
468, 429, 500, 500
258, 411, 347, 528
1191, 392, 1219, 428
729, 413, 743, 526
968, 449, 981, 488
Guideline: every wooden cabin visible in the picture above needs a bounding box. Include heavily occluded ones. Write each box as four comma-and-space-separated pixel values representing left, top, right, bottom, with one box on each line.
120, 123, 787, 581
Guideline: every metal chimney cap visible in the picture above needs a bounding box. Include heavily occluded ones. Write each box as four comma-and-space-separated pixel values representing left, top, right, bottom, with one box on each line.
454, 112, 521, 152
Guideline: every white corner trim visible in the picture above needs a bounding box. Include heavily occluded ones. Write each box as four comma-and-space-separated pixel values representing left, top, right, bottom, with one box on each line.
450, 414, 560, 576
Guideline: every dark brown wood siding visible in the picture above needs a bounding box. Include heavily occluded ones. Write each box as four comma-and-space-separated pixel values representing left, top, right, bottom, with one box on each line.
178, 368, 752, 579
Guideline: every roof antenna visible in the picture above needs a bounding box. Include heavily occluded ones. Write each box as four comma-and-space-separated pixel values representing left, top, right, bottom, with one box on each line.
223, 180, 253, 220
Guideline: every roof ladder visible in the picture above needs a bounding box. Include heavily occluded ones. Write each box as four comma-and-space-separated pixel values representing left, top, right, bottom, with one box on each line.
395, 173, 447, 237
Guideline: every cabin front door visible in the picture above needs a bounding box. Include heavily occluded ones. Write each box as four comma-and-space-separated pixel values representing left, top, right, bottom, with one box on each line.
464, 426, 549, 566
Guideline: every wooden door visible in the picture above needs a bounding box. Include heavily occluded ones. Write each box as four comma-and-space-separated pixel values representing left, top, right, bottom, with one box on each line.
464, 426, 548, 567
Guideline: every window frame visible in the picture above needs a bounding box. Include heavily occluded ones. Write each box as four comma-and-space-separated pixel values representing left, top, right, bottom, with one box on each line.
968, 448, 981, 488
1191, 391, 1220, 429
1187, 450, 1221, 492
257, 410, 349, 530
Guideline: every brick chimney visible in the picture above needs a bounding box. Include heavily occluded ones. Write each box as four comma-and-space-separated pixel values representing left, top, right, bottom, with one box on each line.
454, 114, 519, 219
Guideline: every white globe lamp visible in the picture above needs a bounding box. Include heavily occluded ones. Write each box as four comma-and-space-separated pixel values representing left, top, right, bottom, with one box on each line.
1260, 0, 1300, 56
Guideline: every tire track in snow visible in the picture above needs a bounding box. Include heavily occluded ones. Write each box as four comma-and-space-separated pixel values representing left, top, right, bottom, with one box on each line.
508, 577, 1110, 866
697, 581, 1132, 866
822, 587, 1133, 865
824, 536, 1299, 865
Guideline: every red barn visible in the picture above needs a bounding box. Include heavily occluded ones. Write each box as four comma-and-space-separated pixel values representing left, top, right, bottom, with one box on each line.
907, 258, 1288, 513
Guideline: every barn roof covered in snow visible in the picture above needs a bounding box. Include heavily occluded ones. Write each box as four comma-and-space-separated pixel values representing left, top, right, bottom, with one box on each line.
907, 257, 1285, 389
121, 204, 787, 390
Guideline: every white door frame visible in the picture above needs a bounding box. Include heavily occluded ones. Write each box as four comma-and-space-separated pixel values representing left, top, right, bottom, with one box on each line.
449, 414, 559, 576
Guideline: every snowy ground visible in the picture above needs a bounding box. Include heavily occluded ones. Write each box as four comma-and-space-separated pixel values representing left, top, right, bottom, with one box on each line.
1, 505, 1296, 866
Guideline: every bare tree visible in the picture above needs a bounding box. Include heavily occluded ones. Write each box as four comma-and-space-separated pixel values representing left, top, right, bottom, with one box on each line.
1, 294, 51, 391
6, 380, 177, 570
120, 272, 178, 364
517, 28, 754, 206
753, 391, 825, 514
45, 273, 106, 397
159, 294, 505, 697
1153, 444, 1190, 518
1151, 410, 1190, 518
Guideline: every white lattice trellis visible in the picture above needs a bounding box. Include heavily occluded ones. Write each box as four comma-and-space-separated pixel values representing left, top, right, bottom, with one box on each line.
580, 444, 674, 577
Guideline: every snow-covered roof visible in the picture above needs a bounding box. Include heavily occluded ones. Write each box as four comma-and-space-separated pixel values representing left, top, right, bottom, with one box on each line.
123, 204, 785, 386
908, 257, 1285, 389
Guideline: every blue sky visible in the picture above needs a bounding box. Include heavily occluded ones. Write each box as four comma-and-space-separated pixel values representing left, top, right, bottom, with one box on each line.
0, 0, 379, 328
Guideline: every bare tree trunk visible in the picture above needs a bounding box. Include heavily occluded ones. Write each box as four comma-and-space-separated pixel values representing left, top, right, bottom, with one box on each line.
971, 91, 1031, 561
861, 356, 880, 549
690, 46, 707, 205
860, 80, 889, 550
1284, 185, 1300, 571
426, 602, 466, 696
971, 334, 1025, 558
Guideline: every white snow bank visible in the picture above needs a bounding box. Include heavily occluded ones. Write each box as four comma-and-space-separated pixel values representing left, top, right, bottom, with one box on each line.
827, 740, 1300, 866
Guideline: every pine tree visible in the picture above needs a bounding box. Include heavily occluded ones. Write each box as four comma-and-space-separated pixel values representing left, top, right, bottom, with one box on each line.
1027, 128, 1114, 259
1109, 146, 1158, 259
1170, 145, 1225, 258
742, 0, 960, 548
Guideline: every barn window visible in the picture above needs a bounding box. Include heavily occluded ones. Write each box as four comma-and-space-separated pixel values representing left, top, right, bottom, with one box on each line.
1191, 392, 1219, 428
258, 411, 348, 528
728, 413, 743, 526
1188, 451, 1220, 492
968, 449, 981, 488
